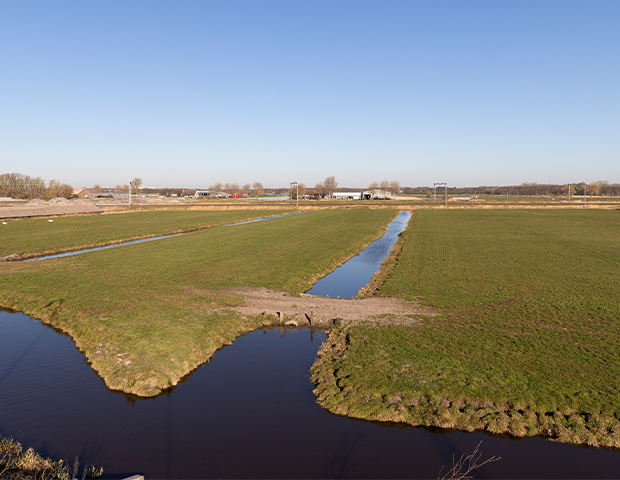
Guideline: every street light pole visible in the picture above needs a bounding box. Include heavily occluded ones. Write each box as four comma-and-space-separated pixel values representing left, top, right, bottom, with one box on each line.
291, 182, 298, 207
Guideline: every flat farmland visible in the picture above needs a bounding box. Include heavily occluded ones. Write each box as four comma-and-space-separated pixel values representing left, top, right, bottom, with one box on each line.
0, 209, 294, 259
311, 209, 620, 447
0, 208, 397, 397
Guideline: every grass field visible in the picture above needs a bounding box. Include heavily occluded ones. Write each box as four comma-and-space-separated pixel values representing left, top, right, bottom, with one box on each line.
0, 208, 397, 396
0, 209, 294, 259
311, 209, 620, 447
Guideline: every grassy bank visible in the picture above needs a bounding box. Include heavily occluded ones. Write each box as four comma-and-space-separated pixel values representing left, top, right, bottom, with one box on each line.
311, 209, 620, 447
0, 209, 294, 259
0, 209, 397, 396
0, 435, 102, 479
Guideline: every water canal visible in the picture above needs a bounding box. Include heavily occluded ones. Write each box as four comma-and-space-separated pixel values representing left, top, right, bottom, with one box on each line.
2, 210, 620, 478
306, 210, 411, 298
1, 311, 619, 478
25, 211, 307, 262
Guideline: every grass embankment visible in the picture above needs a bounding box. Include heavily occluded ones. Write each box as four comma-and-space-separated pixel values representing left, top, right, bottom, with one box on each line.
0, 209, 397, 397
311, 209, 620, 447
0, 209, 294, 259
0, 435, 102, 479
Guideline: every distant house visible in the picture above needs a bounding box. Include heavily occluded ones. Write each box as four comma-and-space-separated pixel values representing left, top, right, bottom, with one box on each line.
72, 188, 92, 198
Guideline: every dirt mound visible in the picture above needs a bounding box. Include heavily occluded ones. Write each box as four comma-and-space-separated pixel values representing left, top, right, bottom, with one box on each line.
48, 197, 72, 204
0, 199, 101, 219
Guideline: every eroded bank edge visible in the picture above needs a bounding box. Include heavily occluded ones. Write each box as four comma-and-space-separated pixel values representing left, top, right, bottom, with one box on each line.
0, 291, 343, 398
307, 211, 620, 448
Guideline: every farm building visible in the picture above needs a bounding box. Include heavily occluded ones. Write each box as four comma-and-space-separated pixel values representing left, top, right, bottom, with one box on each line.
362, 190, 393, 200
332, 192, 363, 200
72, 188, 92, 198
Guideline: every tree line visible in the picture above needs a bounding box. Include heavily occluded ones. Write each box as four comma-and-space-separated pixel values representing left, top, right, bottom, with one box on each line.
368, 180, 401, 196
207, 182, 265, 198
403, 181, 620, 197
0, 173, 73, 200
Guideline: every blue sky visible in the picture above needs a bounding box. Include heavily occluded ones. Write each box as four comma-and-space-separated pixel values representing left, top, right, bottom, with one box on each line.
1, 1, 618, 188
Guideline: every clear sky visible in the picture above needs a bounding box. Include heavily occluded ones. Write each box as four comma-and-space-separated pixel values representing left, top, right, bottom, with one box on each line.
1, 0, 619, 188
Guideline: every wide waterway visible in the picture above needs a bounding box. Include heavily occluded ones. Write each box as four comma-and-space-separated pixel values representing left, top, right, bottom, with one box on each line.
1, 310, 619, 478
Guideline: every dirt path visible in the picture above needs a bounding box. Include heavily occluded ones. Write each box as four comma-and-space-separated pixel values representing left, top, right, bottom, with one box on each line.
223, 287, 437, 327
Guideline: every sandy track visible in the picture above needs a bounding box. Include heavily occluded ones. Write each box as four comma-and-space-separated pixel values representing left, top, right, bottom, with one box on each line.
223, 287, 437, 327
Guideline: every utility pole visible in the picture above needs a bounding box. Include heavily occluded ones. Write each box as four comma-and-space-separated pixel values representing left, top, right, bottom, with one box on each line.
128, 182, 132, 206
568, 183, 571, 202
434, 182, 447, 207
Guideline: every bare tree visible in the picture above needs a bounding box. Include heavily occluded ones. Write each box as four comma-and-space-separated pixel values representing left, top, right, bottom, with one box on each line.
252, 182, 264, 199
0, 173, 46, 199
45, 179, 73, 199
131, 177, 143, 195
379, 180, 390, 193
368, 181, 379, 196
315, 182, 326, 199
289, 183, 306, 199
209, 182, 223, 197
242, 183, 252, 198
115, 184, 129, 193
228, 183, 240, 196
389, 180, 401, 196
324, 176, 338, 199
91, 184, 102, 193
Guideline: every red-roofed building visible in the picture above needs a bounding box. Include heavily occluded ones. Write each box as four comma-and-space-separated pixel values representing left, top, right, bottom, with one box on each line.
72, 188, 92, 198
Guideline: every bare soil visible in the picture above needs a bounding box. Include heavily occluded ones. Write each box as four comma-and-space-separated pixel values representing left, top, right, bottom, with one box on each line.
0, 196, 195, 219
0, 198, 101, 219
224, 287, 438, 327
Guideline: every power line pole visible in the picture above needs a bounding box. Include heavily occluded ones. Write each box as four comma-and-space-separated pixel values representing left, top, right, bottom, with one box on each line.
434, 182, 447, 207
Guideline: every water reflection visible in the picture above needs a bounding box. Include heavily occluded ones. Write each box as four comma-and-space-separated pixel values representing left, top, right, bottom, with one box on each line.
1, 311, 619, 479
306, 210, 411, 298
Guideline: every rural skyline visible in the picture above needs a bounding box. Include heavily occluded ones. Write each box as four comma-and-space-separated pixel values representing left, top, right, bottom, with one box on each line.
1, 1, 619, 188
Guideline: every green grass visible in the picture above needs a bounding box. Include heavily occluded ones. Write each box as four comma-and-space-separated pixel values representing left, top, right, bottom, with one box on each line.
311, 209, 620, 447
0, 209, 294, 258
0, 208, 398, 396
